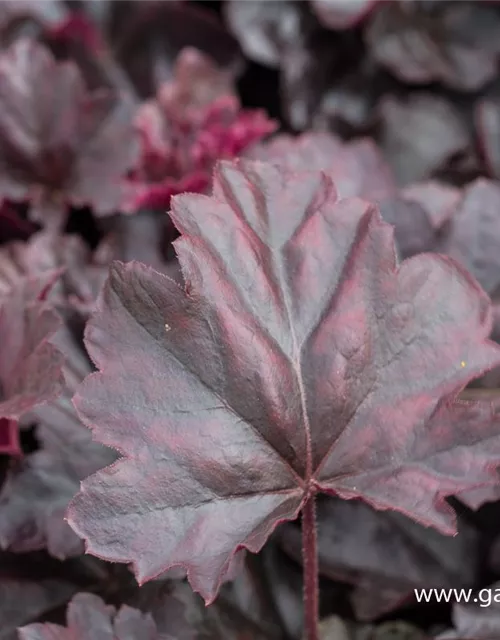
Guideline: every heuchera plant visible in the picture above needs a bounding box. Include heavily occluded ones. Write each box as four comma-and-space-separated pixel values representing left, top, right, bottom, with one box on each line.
67, 160, 500, 639
7, 1, 500, 638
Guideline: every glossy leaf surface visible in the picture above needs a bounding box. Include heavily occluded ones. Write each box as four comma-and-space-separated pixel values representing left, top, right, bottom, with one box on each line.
69, 160, 500, 603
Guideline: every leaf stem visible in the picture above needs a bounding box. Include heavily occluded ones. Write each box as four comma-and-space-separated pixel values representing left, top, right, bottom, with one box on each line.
302, 493, 319, 640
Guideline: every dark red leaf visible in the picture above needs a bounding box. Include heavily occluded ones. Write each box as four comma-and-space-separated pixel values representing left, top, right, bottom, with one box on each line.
0, 287, 63, 455
68, 160, 500, 603
278, 497, 478, 621
311, 0, 379, 30
0, 38, 137, 228
0, 325, 115, 558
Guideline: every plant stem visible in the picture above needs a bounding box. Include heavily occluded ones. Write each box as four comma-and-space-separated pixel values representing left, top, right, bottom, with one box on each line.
302, 493, 319, 640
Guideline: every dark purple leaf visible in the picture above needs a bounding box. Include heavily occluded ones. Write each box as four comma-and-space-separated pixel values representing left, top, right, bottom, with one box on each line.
0, 324, 116, 557
311, 0, 379, 30
278, 497, 478, 621
68, 160, 500, 604
0, 287, 63, 455
379, 94, 471, 186
0, 38, 137, 228
366, 2, 500, 92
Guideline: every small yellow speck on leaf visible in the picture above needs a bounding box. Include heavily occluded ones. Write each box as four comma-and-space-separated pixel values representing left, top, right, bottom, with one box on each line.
461, 361, 466, 368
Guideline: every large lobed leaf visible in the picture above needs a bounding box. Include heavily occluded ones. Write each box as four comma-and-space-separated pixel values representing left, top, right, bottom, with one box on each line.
69, 160, 500, 603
